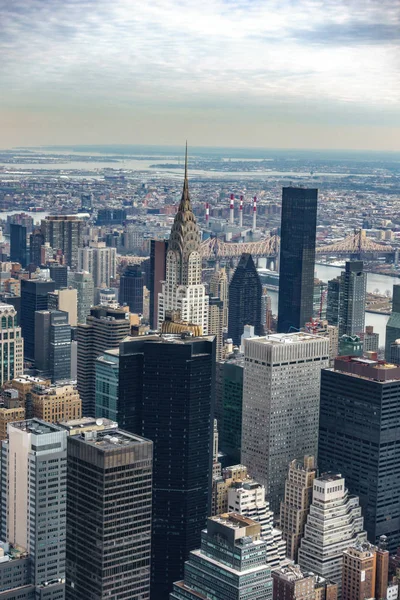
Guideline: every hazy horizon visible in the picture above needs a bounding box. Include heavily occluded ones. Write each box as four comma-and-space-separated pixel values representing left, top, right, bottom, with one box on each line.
1, 0, 399, 151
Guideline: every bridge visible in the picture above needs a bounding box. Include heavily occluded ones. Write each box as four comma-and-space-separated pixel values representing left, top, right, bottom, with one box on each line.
200, 229, 394, 260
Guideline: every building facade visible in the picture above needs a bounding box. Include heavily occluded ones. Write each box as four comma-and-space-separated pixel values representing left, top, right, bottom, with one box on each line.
319, 355, 400, 551
78, 242, 117, 288
386, 284, 400, 361
0, 303, 23, 386
277, 187, 318, 333
21, 279, 55, 359
208, 297, 224, 361
65, 426, 153, 600
241, 333, 329, 512
210, 267, 229, 328
35, 310, 71, 382
95, 349, 119, 422
338, 261, 367, 337
68, 271, 94, 325
170, 514, 273, 600
149, 239, 167, 329
228, 253, 263, 345
119, 264, 144, 313
31, 383, 82, 423
10, 224, 27, 268
41, 215, 83, 269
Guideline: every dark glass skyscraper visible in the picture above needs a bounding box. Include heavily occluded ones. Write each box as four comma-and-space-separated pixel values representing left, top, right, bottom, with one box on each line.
277, 187, 318, 333
119, 264, 144, 313
149, 240, 167, 329
142, 336, 215, 600
21, 278, 55, 359
49, 264, 68, 289
29, 228, 45, 268
385, 284, 400, 361
228, 253, 263, 345
35, 310, 71, 382
319, 355, 400, 551
65, 425, 153, 600
10, 223, 27, 267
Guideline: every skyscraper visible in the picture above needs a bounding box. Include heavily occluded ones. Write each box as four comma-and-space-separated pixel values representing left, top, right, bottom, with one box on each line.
326, 276, 341, 326
277, 187, 318, 333
210, 266, 229, 328
21, 278, 55, 359
119, 264, 144, 313
142, 336, 215, 599
219, 357, 244, 465
170, 514, 273, 600
68, 270, 94, 324
77, 305, 130, 416
29, 228, 45, 268
385, 284, 400, 361
64, 424, 153, 600
319, 355, 400, 551
298, 474, 367, 593
1, 419, 67, 600
241, 333, 329, 512
149, 239, 167, 329
228, 253, 263, 345
34, 310, 71, 382
279, 456, 317, 562
338, 261, 366, 336
41, 215, 83, 269
49, 263, 68, 289
158, 147, 209, 333
48, 287, 78, 326
95, 349, 120, 421
208, 296, 224, 361
10, 223, 27, 267
0, 303, 23, 385
78, 242, 117, 288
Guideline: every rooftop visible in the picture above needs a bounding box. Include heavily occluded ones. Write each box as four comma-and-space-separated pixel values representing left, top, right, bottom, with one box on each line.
273, 564, 312, 583
210, 513, 257, 529
73, 428, 151, 450
249, 332, 324, 345
11, 419, 62, 435
316, 472, 343, 483
333, 355, 400, 382
58, 417, 118, 431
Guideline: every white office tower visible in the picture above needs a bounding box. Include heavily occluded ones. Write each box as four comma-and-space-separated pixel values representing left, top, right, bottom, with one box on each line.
0, 303, 23, 385
298, 473, 367, 594
1, 419, 67, 599
227, 479, 287, 568
158, 147, 208, 333
78, 241, 116, 288
241, 333, 329, 512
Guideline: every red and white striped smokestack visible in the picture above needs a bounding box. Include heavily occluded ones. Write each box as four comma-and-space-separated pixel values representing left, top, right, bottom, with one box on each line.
205, 202, 209, 225
252, 196, 257, 232
229, 193, 235, 225
239, 195, 243, 227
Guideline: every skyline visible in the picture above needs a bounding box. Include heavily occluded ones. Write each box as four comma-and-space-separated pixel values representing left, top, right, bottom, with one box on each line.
1, 0, 399, 151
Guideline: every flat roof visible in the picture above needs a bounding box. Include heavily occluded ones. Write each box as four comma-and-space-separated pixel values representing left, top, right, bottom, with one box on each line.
11, 419, 61, 435
249, 332, 323, 345
74, 428, 151, 450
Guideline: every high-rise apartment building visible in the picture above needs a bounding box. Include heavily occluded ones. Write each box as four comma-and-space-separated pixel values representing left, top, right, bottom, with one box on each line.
305, 319, 339, 365
0, 303, 23, 385
142, 336, 215, 599
35, 310, 71, 382
31, 382, 81, 422
242, 333, 329, 511
10, 223, 27, 267
298, 474, 367, 592
158, 149, 209, 333
210, 266, 229, 328
49, 264, 68, 289
0, 419, 67, 600
326, 276, 340, 326
319, 355, 400, 551
338, 261, 366, 336
21, 278, 55, 359
170, 514, 273, 600
77, 305, 130, 416
277, 187, 318, 333
228, 253, 263, 345
29, 229, 45, 268
78, 242, 117, 288
386, 284, 400, 361
68, 271, 94, 324
48, 287, 78, 326
208, 297, 224, 361
280, 456, 317, 562
359, 325, 379, 352
149, 239, 167, 329
119, 264, 144, 313
226, 478, 287, 568
65, 424, 153, 600
41, 215, 83, 269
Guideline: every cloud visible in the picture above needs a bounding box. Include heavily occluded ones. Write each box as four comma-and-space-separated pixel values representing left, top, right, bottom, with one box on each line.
0, 0, 399, 147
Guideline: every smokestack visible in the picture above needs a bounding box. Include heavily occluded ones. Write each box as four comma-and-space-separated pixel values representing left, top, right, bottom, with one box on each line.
252, 196, 257, 232
229, 193, 234, 225
205, 202, 209, 226
239, 195, 243, 227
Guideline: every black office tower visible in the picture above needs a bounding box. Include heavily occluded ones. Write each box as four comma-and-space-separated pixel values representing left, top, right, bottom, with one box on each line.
10, 223, 27, 267
21, 278, 55, 360
149, 239, 167, 329
35, 310, 71, 382
142, 336, 215, 600
277, 187, 318, 333
49, 264, 68, 289
29, 228, 45, 268
319, 355, 400, 551
227, 253, 263, 346
119, 264, 144, 313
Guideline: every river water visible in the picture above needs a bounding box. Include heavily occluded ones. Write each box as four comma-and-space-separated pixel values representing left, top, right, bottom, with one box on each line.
268, 263, 398, 346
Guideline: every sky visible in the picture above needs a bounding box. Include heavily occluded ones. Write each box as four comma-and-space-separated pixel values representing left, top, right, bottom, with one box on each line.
0, 0, 399, 151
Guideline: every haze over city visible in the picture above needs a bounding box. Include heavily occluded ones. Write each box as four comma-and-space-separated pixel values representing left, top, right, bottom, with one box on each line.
1, 0, 399, 150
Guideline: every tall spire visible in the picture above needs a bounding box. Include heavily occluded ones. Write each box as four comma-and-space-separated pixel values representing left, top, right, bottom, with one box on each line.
179, 142, 191, 212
